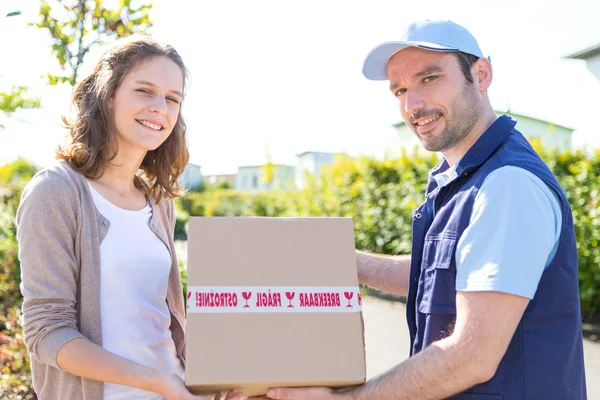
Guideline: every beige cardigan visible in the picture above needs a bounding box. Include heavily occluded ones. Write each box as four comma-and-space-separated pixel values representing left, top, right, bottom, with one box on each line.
16, 160, 186, 400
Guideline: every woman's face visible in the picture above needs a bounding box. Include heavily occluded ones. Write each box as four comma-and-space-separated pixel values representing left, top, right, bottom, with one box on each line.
111, 56, 184, 154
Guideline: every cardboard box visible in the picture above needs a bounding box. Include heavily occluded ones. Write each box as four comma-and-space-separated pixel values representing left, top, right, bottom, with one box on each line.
185, 217, 366, 397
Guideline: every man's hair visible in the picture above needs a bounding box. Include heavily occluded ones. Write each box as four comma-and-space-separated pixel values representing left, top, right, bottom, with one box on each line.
454, 51, 480, 84
57, 35, 190, 204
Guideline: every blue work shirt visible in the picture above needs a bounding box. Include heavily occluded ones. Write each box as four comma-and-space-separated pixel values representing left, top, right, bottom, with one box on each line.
433, 163, 562, 299
406, 115, 586, 399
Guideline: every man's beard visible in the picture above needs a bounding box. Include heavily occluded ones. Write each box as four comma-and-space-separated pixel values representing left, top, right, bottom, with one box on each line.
414, 83, 481, 153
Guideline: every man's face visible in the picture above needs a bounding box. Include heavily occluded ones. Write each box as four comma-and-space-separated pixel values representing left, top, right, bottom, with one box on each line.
387, 47, 482, 153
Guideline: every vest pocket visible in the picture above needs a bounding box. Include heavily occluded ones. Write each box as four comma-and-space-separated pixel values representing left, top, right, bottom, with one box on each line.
418, 237, 457, 315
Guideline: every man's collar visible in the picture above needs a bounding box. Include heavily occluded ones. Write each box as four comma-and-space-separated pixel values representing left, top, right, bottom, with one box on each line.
427, 115, 516, 191
454, 115, 516, 176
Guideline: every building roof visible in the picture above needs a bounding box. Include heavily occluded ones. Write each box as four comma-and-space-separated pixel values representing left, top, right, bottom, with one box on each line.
565, 43, 600, 60
392, 110, 573, 132
203, 173, 235, 178
296, 151, 347, 158
297, 151, 330, 157
238, 164, 295, 170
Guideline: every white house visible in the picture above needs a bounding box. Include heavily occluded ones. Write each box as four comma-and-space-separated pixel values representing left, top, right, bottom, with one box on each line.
179, 163, 202, 191
203, 174, 235, 188
234, 164, 296, 192
295, 151, 336, 189
566, 43, 600, 81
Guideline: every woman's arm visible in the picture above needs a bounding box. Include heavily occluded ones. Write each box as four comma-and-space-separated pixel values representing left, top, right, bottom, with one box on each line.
57, 338, 215, 399
16, 172, 233, 400
17, 171, 86, 367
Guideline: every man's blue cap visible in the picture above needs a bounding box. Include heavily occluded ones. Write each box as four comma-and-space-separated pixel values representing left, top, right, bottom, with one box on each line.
362, 19, 484, 81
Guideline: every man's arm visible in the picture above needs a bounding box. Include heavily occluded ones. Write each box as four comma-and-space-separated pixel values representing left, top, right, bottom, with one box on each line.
344, 291, 529, 400
356, 251, 411, 297
263, 290, 529, 400
261, 167, 556, 400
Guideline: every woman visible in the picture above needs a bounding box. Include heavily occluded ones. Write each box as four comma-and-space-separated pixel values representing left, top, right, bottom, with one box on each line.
16, 36, 242, 400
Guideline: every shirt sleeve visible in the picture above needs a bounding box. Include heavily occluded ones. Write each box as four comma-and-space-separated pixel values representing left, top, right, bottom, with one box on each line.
455, 166, 562, 299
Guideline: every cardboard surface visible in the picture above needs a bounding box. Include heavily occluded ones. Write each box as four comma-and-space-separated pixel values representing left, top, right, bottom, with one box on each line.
185, 217, 366, 397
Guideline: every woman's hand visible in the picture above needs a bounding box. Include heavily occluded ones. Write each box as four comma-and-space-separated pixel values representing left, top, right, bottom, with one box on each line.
156, 373, 244, 400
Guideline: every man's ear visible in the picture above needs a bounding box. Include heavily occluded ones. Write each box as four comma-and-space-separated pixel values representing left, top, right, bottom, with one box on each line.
474, 57, 493, 92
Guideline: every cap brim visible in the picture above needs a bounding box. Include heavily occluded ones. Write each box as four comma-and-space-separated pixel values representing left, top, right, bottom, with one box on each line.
362, 41, 458, 81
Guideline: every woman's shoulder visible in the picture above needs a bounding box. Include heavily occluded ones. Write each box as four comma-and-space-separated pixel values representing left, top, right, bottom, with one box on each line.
138, 177, 174, 209
151, 193, 175, 219
22, 160, 85, 204
142, 185, 175, 225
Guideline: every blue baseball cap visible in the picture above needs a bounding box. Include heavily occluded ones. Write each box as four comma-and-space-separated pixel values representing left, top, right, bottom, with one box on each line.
362, 19, 484, 81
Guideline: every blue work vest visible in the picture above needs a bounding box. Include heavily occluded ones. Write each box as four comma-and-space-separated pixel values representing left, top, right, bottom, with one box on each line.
406, 115, 587, 399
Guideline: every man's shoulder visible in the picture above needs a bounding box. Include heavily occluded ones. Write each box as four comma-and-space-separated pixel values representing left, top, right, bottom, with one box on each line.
483, 165, 542, 185
480, 166, 560, 207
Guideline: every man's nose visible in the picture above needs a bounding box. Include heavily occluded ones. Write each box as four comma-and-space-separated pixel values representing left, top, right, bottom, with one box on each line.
404, 91, 426, 115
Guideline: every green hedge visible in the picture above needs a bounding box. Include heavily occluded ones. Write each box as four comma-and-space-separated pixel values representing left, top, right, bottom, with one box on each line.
176, 149, 600, 319
0, 145, 599, 396
542, 147, 600, 317
1, 182, 35, 399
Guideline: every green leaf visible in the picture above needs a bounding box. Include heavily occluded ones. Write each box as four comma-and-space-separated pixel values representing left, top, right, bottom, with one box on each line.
0, 86, 41, 117
31, 0, 154, 86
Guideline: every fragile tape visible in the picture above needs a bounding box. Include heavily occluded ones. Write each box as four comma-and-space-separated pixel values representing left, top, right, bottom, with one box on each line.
186, 286, 363, 313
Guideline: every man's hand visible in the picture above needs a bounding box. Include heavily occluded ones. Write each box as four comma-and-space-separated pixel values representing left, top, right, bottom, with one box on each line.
248, 386, 342, 400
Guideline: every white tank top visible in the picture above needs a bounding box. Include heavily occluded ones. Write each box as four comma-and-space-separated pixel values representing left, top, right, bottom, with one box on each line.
88, 182, 184, 400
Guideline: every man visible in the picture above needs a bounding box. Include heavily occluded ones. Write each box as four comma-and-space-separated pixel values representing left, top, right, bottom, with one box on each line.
258, 19, 587, 399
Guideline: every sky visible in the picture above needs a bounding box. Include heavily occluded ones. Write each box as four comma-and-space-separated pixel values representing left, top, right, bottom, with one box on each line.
1, 0, 599, 175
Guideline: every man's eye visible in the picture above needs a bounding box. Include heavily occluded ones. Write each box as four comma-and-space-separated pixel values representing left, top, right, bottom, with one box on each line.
395, 89, 406, 97
423, 76, 438, 83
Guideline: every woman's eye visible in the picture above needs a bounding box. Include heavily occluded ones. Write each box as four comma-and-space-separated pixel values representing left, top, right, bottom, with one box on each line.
167, 97, 180, 104
136, 88, 151, 94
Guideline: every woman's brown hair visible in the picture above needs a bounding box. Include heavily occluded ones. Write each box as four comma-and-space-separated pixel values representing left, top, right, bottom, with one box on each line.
57, 35, 190, 203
